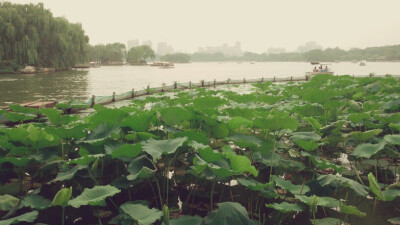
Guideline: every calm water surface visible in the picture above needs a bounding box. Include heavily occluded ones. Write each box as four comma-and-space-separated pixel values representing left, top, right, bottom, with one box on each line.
1, 61, 400, 105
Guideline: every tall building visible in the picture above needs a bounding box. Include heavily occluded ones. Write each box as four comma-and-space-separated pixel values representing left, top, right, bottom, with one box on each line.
157, 42, 174, 55
127, 39, 139, 51
202, 42, 243, 56
142, 40, 153, 48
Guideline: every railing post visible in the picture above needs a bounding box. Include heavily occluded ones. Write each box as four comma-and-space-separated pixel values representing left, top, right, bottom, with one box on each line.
273, 76, 276, 82
291, 76, 293, 81
112, 92, 116, 102
162, 83, 165, 92
227, 78, 230, 84
147, 85, 150, 95
131, 88, 135, 98
243, 78, 246, 83
90, 95, 95, 107
261, 77, 264, 82
174, 81, 177, 89
201, 80, 204, 87
214, 79, 216, 87
306, 75, 309, 81
189, 81, 191, 88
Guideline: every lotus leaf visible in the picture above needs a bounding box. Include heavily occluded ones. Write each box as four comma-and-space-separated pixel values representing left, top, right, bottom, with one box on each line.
0, 194, 19, 211
120, 201, 163, 225
274, 176, 310, 195
22, 194, 51, 210
266, 202, 305, 213
0, 211, 38, 225
68, 185, 120, 208
142, 137, 187, 162
353, 142, 386, 158
127, 155, 156, 180
51, 187, 72, 207
203, 202, 254, 225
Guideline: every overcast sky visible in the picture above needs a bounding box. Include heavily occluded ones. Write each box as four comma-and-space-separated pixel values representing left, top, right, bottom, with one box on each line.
8, 0, 400, 53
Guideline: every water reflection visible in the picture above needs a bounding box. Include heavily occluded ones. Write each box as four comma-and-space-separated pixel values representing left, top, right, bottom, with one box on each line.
0, 70, 89, 106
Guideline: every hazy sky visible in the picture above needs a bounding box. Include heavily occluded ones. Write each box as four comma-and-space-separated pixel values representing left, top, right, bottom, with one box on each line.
8, 0, 400, 53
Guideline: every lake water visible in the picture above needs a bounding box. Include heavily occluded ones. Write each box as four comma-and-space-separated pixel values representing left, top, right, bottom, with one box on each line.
1, 61, 400, 106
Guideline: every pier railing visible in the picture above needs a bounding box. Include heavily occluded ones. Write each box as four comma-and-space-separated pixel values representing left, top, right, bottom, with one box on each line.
86, 74, 400, 107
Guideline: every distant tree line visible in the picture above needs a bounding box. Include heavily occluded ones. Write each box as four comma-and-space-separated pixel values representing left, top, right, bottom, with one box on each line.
191, 45, 400, 62
0, 2, 88, 72
160, 53, 191, 63
126, 45, 155, 65
88, 43, 126, 65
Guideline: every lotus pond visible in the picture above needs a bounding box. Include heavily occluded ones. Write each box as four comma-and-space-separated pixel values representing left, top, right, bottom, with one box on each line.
0, 74, 400, 225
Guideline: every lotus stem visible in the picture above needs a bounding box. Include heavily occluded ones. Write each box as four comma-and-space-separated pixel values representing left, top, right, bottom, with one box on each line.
155, 177, 164, 207
210, 178, 217, 210
62, 206, 65, 225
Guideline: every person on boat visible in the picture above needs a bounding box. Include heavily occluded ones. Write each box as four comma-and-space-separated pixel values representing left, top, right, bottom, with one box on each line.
319, 65, 323, 71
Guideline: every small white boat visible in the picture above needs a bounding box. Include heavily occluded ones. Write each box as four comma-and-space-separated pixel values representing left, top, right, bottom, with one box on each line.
305, 62, 334, 78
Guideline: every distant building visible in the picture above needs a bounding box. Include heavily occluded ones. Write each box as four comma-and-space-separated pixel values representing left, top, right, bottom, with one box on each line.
127, 39, 139, 51
142, 40, 153, 48
201, 42, 243, 56
157, 42, 174, 55
267, 47, 286, 54
296, 41, 323, 53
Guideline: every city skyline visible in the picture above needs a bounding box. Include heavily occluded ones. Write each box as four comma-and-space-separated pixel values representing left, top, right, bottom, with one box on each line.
8, 0, 400, 53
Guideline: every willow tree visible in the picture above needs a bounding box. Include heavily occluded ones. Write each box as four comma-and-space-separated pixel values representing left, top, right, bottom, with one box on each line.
0, 2, 89, 71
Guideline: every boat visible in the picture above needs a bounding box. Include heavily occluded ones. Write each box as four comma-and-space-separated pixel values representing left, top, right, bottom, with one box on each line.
151, 61, 174, 69
305, 62, 334, 78
359, 61, 366, 66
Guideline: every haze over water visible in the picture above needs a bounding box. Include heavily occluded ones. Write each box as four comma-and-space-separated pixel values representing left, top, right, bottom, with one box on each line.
1, 61, 400, 105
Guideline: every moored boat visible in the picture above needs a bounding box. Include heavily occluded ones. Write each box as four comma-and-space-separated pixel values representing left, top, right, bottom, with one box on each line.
305, 62, 334, 78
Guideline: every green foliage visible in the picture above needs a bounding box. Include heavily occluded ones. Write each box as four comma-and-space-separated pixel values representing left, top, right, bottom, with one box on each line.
142, 137, 187, 162
127, 45, 155, 64
202, 202, 254, 225
0, 2, 88, 69
160, 53, 191, 63
127, 155, 156, 180
52, 187, 72, 207
0, 194, 19, 211
0, 211, 38, 225
119, 201, 163, 225
0, 75, 399, 224
266, 202, 305, 213
68, 185, 120, 208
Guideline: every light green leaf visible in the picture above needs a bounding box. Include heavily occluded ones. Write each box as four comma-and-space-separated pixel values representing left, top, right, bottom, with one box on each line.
353, 142, 385, 158
21, 194, 51, 210
340, 204, 366, 217
160, 107, 192, 126
274, 176, 309, 195
52, 165, 87, 182
69, 154, 105, 165
52, 187, 72, 207
0, 211, 38, 225
142, 137, 187, 162
68, 185, 120, 208
311, 217, 342, 225
111, 143, 142, 159
0, 194, 19, 211
294, 139, 318, 151
212, 124, 229, 139
350, 129, 382, 142
166, 216, 202, 225
127, 155, 156, 180
384, 135, 400, 145
120, 201, 163, 225
368, 173, 385, 201
203, 202, 253, 225
266, 202, 305, 213
388, 217, 400, 225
